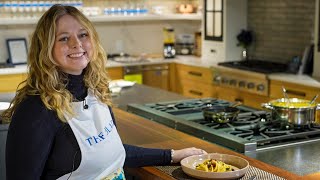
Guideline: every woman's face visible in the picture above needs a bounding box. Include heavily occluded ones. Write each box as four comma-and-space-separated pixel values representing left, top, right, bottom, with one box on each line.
53, 14, 92, 75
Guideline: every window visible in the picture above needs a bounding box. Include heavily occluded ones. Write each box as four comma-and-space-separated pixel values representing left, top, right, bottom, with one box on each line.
204, 0, 223, 41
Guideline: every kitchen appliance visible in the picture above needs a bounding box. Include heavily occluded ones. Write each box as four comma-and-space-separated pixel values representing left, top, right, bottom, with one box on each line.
213, 60, 288, 96
163, 27, 176, 58
128, 98, 320, 153
175, 34, 194, 55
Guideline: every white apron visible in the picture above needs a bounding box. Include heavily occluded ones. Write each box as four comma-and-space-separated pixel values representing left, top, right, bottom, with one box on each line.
57, 91, 126, 180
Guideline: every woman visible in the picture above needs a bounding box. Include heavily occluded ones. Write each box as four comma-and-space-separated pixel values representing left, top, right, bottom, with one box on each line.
2, 4, 206, 180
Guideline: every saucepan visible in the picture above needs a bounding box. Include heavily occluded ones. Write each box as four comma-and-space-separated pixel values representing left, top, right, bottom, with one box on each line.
202, 103, 241, 123
261, 98, 320, 126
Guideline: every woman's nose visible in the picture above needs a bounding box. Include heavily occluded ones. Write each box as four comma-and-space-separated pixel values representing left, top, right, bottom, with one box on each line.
70, 37, 82, 48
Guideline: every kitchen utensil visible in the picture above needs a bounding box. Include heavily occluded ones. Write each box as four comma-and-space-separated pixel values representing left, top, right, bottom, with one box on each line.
202, 104, 240, 123
282, 86, 290, 102
181, 153, 249, 180
262, 98, 320, 126
310, 94, 319, 105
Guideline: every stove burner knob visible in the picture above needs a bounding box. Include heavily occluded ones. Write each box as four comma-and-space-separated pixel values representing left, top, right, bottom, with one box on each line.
213, 75, 221, 83
247, 82, 255, 89
229, 79, 237, 86
239, 81, 246, 88
257, 84, 265, 91
222, 78, 229, 84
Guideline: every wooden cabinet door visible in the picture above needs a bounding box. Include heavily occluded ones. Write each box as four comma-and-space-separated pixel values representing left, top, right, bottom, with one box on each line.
142, 64, 169, 91
0, 73, 26, 93
175, 63, 216, 98
181, 79, 216, 98
217, 87, 270, 109
176, 64, 213, 83
107, 67, 123, 80
270, 80, 320, 100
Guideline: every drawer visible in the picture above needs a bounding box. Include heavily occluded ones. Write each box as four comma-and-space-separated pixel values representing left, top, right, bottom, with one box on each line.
217, 87, 270, 109
107, 67, 123, 80
270, 80, 320, 100
181, 80, 216, 98
176, 64, 213, 84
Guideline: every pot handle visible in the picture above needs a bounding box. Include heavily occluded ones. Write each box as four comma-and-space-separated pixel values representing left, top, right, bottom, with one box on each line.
261, 103, 274, 110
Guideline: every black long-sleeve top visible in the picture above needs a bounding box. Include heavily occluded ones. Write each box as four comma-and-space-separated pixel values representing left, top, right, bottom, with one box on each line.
6, 74, 171, 180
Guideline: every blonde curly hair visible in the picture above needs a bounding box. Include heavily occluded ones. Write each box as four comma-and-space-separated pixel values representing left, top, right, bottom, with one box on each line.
2, 5, 111, 123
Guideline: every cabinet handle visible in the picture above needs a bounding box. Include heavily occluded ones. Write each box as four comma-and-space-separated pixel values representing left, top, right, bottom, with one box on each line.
235, 98, 244, 103
188, 71, 202, 77
285, 89, 306, 97
189, 90, 203, 96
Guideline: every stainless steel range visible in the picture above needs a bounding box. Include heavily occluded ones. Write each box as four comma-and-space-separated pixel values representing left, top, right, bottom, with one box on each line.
128, 98, 320, 153
212, 60, 288, 96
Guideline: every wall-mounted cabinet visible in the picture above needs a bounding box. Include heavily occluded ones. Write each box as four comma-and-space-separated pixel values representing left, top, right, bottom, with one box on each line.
202, 0, 247, 62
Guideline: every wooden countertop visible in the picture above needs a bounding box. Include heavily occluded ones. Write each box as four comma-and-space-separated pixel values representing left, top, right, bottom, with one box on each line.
112, 108, 312, 180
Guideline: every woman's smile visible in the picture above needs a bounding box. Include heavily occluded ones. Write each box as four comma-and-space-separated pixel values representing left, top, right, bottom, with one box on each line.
68, 52, 86, 58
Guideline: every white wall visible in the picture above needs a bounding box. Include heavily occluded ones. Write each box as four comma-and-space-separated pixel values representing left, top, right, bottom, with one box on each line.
0, 20, 201, 63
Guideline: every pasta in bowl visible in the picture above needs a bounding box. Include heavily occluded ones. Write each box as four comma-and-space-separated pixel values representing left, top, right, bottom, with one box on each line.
181, 153, 249, 180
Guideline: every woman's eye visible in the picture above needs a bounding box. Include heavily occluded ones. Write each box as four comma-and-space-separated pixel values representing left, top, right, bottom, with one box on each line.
59, 37, 68, 41
80, 33, 88, 38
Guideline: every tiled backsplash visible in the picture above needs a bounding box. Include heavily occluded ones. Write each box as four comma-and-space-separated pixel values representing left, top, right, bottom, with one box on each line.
247, 0, 315, 63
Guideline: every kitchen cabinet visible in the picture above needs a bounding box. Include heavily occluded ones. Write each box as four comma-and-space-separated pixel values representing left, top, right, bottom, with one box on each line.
217, 87, 270, 109
121, 64, 169, 90
270, 80, 320, 100
174, 63, 217, 98
0, 73, 27, 93
202, 0, 247, 62
142, 64, 170, 91
106, 67, 123, 80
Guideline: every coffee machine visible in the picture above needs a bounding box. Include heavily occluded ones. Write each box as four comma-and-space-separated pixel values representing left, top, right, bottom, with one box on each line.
163, 27, 176, 58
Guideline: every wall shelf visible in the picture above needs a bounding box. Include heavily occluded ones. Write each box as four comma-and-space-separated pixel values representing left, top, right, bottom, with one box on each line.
0, 13, 202, 26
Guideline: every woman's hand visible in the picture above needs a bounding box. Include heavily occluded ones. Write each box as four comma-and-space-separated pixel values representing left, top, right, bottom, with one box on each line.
171, 147, 207, 163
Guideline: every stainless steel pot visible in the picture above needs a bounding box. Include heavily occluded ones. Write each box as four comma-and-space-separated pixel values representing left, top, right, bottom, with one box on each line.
262, 98, 320, 125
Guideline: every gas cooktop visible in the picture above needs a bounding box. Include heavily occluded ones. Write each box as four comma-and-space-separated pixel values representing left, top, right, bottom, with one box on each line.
218, 60, 288, 74
128, 98, 320, 153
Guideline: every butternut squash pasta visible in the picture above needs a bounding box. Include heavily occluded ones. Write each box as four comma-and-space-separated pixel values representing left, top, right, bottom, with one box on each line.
195, 159, 234, 172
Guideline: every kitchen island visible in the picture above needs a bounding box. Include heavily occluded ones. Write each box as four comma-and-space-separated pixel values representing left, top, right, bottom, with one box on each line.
111, 84, 320, 179
1, 84, 319, 179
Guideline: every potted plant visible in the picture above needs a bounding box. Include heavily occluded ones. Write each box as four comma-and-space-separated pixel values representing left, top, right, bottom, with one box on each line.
237, 29, 253, 60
